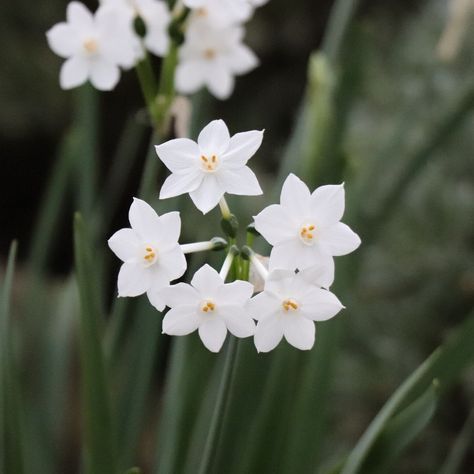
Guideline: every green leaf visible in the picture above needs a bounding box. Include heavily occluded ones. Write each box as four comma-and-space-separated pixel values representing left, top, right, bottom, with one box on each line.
340, 310, 474, 474
0, 242, 24, 474
74, 214, 118, 474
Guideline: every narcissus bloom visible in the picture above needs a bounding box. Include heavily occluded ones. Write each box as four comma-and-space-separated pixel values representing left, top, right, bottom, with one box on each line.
175, 19, 258, 99
108, 198, 186, 311
46, 2, 137, 90
183, 0, 252, 26
156, 119, 263, 214
254, 174, 361, 271
101, 0, 171, 57
248, 269, 344, 352
160, 264, 255, 352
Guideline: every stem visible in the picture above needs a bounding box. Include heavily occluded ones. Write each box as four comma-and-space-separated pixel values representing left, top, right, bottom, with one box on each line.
218, 197, 231, 220
136, 53, 159, 125
219, 250, 236, 281
197, 337, 238, 474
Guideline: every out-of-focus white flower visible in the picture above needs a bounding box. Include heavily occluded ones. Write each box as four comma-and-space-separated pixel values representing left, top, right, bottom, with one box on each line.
46, 2, 138, 90
183, 0, 252, 26
254, 174, 361, 272
101, 0, 171, 57
156, 119, 263, 214
175, 19, 258, 99
248, 269, 344, 352
247, 0, 270, 7
160, 264, 255, 352
108, 198, 187, 311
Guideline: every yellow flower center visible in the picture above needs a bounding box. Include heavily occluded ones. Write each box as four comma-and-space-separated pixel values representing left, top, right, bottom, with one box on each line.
282, 299, 299, 312
200, 154, 219, 172
201, 300, 216, 313
299, 224, 316, 245
83, 38, 98, 54
143, 246, 157, 266
196, 7, 208, 17
203, 48, 216, 60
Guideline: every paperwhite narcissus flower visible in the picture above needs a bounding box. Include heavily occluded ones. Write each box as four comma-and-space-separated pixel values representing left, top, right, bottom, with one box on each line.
160, 264, 256, 352
46, 2, 138, 90
156, 119, 263, 214
108, 198, 187, 311
183, 0, 252, 27
175, 19, 258, 99
101, 0, 171, 57
248, 269, 344, 352
254, 174, 361, 272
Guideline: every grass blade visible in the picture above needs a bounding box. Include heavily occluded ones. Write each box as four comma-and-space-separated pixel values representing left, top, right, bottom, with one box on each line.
74, 214, 117, 474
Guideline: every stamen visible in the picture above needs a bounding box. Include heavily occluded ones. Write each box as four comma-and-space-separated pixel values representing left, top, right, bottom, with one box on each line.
299, 224, 317, 245
201, 300, 216, 313
83, 38, 98, 54
282, 299, 299, 312
200, 154, 219, 172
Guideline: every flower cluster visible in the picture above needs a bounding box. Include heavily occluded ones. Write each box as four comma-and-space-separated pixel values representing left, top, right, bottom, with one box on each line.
46, 0, 266, 97
108, 119, 361, 352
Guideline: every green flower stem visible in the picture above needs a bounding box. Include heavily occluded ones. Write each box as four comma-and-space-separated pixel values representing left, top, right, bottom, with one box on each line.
135, 53, 159, 126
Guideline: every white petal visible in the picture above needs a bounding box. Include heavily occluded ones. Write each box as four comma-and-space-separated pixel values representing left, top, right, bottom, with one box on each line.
146, 288, 166, 311
206, 67, 234, 100
199, 319, 227, 352
145, 29, 170, 57
155, 138, 200, 173
189, 175, 224, 214
310, 184, 345, 227
159, 171, 203, 200
247, 291, 280, 321
220, 306, 255, 337
128, 198, 161, 240
146, 266, 177, 310
268, 239, 320, 271
216, 280, 254, 305
318, 222, 361, 256
298, 257, 335, 289
89, 60, 120, 91
67, 2, 94, 28
191, 264, 223, 296
253, 204, 296, 246
157, 211, 181, 246
197, 120, 231, 156
280, 173, 311, 216
254, 315, 284, 353
163, 306, 201, 335
216, 167, 262, 196
108, 228, 141, 262
224, 45, 258, 74
59, 56, 89, 90
46, 24, 80, 58
283, 316, 315, 350
221, 130, 264, 168
300, 288, 344, 321
158, 245, 187, 280
160, 283, 200, 308
175, 60, 208, 95
117, 261, 151, 296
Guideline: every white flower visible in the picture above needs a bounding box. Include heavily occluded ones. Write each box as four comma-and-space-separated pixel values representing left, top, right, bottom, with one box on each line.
160, 264, 255, 352
183, 0, 252, 26
101, 0, 171, 57
175, 19, 258, 99
108, 198, 187, 311
254, 174, 361, 272
156, 119, 263, 214
46, 2, 138, 90
248, 269, 344, 352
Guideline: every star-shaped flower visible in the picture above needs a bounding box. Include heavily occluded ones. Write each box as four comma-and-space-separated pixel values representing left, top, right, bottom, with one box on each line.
183, 0, 252, 27
254, 173, 361, 271
156, 119, 263, 214
175, 19, 258, 99
108, 198, 187, 311
46, 2, 138, 90
101, 0, 171, 57
160, 264, 256, 352
248, 268, 344, 352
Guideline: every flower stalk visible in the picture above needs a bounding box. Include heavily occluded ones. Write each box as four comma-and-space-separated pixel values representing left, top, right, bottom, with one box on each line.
219, 246, 238, 281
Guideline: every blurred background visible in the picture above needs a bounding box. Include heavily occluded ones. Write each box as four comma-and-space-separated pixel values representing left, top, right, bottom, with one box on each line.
1, 0, 473, 472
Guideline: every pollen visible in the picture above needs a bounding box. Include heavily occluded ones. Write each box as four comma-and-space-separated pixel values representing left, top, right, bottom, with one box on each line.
299, 224, 316, 245
201, 300, 216, 313
83, 38, 98, 54
282, 299, 299, 312
200, 154, 219, 172
143, 246, 157, 266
